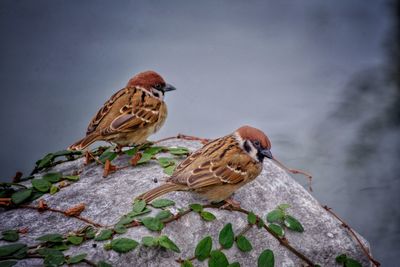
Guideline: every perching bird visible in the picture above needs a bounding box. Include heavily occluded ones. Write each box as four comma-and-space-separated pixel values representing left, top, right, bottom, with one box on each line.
68, 71, 176, 150
138, 125, 273, 204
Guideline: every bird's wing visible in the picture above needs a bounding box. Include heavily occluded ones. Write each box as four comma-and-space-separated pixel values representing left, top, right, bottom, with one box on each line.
170, 136, 258, 189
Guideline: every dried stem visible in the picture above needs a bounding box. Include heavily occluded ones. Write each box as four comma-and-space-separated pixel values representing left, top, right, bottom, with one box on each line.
323, 205, 380, 267
272, 157, 313, 191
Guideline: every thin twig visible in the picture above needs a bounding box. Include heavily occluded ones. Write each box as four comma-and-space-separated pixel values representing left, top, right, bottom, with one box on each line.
323, 205, 380, 267
19, 204, 103, 228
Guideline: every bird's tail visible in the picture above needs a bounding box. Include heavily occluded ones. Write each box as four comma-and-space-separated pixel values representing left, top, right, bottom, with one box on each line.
137, 183, 187, 203
68, 132, 100, 151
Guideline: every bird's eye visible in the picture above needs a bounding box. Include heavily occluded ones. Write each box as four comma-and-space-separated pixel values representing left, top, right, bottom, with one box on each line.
154, 84, 162, 90
253, 140, 260, 147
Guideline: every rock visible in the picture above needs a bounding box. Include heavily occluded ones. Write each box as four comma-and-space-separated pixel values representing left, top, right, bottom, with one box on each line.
0, 139, 372, 266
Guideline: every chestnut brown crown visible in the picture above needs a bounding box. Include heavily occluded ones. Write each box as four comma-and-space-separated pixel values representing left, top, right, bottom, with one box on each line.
236, 125, 272, 150
126, 71, 166, 90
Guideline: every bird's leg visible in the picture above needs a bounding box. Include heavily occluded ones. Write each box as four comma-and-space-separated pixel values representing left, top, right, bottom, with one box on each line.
220, 197, 241, 210
272, 157, 313, 192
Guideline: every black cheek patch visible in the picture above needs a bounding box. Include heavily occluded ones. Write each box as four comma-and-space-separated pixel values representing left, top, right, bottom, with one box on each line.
256, 151, 264, 163
243, 140, 251, 153
153, 92, 160, 98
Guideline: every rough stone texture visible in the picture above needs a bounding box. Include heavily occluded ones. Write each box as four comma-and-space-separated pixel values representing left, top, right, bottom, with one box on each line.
0, 140, 371, 266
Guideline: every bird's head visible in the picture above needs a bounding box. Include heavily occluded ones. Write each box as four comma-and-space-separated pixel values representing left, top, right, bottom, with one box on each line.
235, 125, 272, 162
127, 70, 176, 100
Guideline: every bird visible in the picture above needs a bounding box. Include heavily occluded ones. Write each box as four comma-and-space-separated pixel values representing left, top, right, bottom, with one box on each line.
137, 125, 273, 205
68, 71, 176, 151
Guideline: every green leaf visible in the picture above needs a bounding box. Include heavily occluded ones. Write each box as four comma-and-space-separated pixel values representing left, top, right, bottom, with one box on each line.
0, 243, 26, 257
84, 227, 97, 239
94, 230, 113, 241
141, 217, 164, 231
145, 146, 165, 155
118, 208, 152, 225
43, 172, 62, 183
168, 147, 190, 155
43, 253, 65, 267
277, 203, 290, 211
31, 179, 51, 193
195, 236, 212, 261
190, 203, 203, 212
29, 189, 45, 201
151, 198, 175, 208
336, 254, 347, 263
0, 260, 17, 267
158, 235, 181, 252
137, 152, 153, 164
345, 258, 362, 267
200, 211, 216, 221
257, 218, 265, 229
236, 236, 252, 252
66, 253, 86, 264
53, 150, 81, 157
50, 185, 58, 195
141, 236, 158, 247
163, 165, 176, 175
155, 210, 173, 220
113, 224, 127, 234
97, 261, 113, 267
247, 212, 257, 225
67, 235, 83, 245
124, 147, 138, 156
49, 243, 69, 251
111, 238, 139, 253
37, 233, 63, 243
258, 249, 274, 267
208, 250, 229, 267
157, 157, 175, 168
219, 223, 234, 249
11, 188, 32, 204
284, 215, 304, 232
132, 199, 146, 213
228, 263, 240, 267
181, 260, 193, 267
63, 175, 80, 181
99, 151, 117, 164
37, 248, 63, 256
37, 153, 54, 169
266, 209, 284, 223
268, 224, 285, 237
1, 230, 19, 242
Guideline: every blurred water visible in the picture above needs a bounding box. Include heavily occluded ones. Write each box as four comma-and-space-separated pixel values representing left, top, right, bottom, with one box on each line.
0, 0, 398, 265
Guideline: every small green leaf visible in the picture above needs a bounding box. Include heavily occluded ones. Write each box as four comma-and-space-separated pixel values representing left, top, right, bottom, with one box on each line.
31, 179, 51, 193
132, 199, 146, 213
37, 153, 54, 169
0, 260, 17, 267
258, 249, 274, 267
247, 212, 257, 225
50, 185, 58, 195
63, 175, 80, 181
37, 248, 63, 256
29, 189, 45, 201
163, 165, 176, 175
141, 236, 158, 247
257, 218, 265, 229
43, 254, 65, 267
266, 209, 284, 223
268, 224, 285, 237
277, 203, 290, 211
97, 261, 113, 267
236, 236, 252, 252
141, 217, 164, 231
151, 198, 175, 208
181, 260, 193, 267
94, 230, 113, 241
113, 224, 127, 234
43, 172, 62, 183
99, 150, 117, 164
157, 157, 175, 168
158, 235, 180, 252
0, 244, 26, 257
168, 147, 190, 155
195, 236, 212, 261
201, 211, 216, 221
219, 223, 234, 249
37, 233, 63, 243
84, 227, 97, 239
336, 254, 347, 263
228, 263, 240, 267
208, 250, 229, 267
67, 253, 86, 264
155, 210, 173, 220
345, 258, 362, 267
124, 147, 138, 156
67, 235, 83, 245
137, 153, 153, 164
1, 230, 19, 242
284, 215, 304, 232
190, 203, 203, 212
111, 238, 139, 253
11, 188, 32, 204
50, 243, 69, 251
145, 146, 165, 155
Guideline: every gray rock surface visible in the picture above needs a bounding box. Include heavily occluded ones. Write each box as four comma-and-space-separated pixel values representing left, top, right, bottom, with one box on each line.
0, 140, 371, 266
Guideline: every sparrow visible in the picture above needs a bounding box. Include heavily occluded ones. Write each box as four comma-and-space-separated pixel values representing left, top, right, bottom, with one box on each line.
137, 125, 273, 204
68, 71, 176, 150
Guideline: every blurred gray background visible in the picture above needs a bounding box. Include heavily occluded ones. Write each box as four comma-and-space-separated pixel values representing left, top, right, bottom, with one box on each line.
0, 0, 399, 265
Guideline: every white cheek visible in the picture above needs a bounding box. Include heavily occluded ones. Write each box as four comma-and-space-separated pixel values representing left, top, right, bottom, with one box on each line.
233, 132, 259, 161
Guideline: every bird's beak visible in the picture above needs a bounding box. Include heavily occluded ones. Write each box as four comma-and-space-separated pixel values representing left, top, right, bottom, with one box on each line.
163, 83, 176, 92
261, 149, 273, 159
